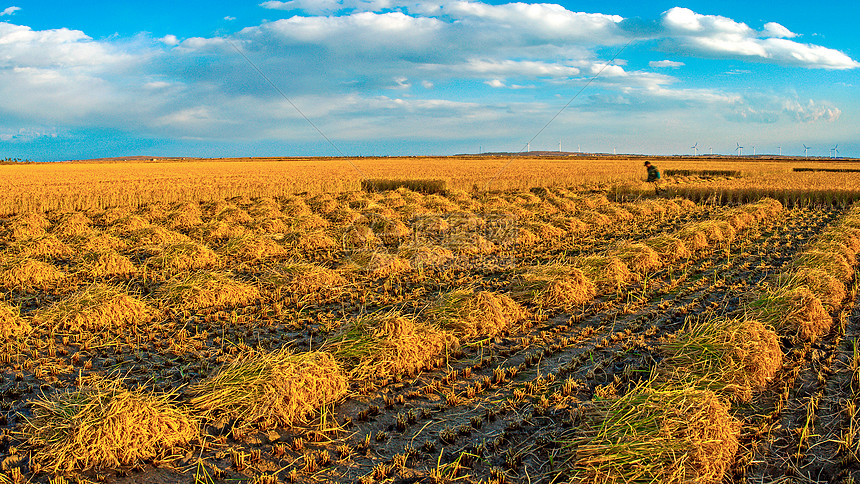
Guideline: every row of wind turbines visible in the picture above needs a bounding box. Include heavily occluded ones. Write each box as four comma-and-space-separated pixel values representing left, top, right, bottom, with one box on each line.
689, 142, 840, 158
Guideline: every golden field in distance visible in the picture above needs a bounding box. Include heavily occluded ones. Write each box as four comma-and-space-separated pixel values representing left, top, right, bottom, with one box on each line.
1, 155, 859, 215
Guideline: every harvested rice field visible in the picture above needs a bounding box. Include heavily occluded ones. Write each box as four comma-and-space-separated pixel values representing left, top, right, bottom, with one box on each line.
3, 163, 860, 484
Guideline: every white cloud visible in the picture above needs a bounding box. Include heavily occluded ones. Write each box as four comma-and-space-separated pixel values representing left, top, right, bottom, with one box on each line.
174, 35, 228, 52
763, 22, 797, 39
0, 6, 20, 16
159, 34, 179, 46
154, 106, 219, 128
0, 127, 57, 142
0, 22, 174, 131
462, 59, 580, 78
762, 38, 860, 69
0, 22, 135, 71
782, 98, 842, 122
224, 16, 236, 21
649, 60, 684, 68
144, 81, 172, 89
485, 79, 505, 88
715, 94, 844, 125
661, 7, 859, 70
391, 76, 410, 89
240, 12, 442, 52
433, 1, 624, 42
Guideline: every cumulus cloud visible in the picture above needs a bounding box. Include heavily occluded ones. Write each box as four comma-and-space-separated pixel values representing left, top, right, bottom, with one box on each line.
782, 99, 842, 122
763, 22, 797, 38
391, 76, 410, 89
159, 34, 179, 46
0, 6, 20, 16
718, 94, 843, 125
0, 127, 57, 142
649, 60, 684, 68
661, 7, 859, 69
233, 12, 443, 62
0, 22, 150, 128
0, 22, 132, 69
426, 1, 624, 43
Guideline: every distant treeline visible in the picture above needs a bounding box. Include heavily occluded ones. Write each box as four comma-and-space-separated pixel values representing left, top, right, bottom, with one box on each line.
0, 158, 34, 164
793, 167, 860, 173
361, 178, 448, 194
663, 169, 741, 178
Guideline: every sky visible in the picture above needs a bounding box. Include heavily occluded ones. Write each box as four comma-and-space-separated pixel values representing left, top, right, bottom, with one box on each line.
0, 1, 858, 161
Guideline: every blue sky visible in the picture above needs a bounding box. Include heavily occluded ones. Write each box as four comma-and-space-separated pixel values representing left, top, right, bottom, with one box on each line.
1, 1, 858, 161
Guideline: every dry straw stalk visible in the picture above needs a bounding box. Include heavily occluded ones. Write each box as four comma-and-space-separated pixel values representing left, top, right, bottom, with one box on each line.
33, 284, 153, 333
608, 242, 662, 274
11, 235, 73, 259
399, 244, 455, 271
0, 302, 30, 338
144, 242, 221, 275
558, 381, 739, 484
77, 250, 137, 278
190, 349, 347, 428
342, 250, 412, 279
787, 267, 846, 312
571, 256, 633, 291
749, 284, 831, 342
24, 378, 197, 472
509, 264, 595, 310
0, 257, 65, 289
326, 313, 457, 381
658, 316, 782, 403
426, 289, 527, 339
154, 272, 260, 311
259, 261, 346, 303
220, 235, 287, 261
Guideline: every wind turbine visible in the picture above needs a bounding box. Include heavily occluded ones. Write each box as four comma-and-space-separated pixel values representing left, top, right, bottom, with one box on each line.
778, 146, 782, 156
752, 146, 756, 156
831, 144, 839, 158
803, 144, 810, 158
691, 142, 699, 156
709, 146, 713, 155
736, 142, 743, 156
